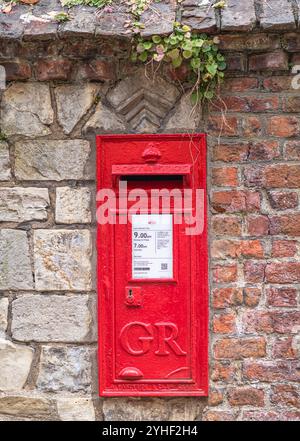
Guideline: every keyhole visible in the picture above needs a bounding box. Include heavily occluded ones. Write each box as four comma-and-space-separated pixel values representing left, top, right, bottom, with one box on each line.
128, 289, 133, 299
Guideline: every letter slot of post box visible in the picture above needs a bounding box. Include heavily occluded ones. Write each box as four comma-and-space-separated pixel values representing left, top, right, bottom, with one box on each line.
97, 134, 208, 397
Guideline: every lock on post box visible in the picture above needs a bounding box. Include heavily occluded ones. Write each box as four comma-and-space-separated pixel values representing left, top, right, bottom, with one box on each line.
97, 134, 208, 396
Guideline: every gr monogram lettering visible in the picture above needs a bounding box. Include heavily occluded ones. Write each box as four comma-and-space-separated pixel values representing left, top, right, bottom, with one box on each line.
119, 321, 187, 356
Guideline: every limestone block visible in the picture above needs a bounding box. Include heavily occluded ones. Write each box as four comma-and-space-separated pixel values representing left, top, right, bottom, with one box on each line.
57, 397, 95, 421
55, 187, 91, 224
0, 142, 11, 181
33, 229, 92, 291
0, 188, 49, 222
0, 83, 53, 137
0, 298, 8, 336
11, 294, 92, 342
0, 396, 53, 419
0, 229, 33, 290
83, 102, 126, 133
0, 339, 34, 391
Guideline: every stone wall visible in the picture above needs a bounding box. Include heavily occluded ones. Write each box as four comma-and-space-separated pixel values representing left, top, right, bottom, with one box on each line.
0, 29, 300, 421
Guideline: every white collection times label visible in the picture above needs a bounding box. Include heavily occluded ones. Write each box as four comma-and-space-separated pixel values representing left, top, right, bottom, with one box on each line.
132, 214, 173, 279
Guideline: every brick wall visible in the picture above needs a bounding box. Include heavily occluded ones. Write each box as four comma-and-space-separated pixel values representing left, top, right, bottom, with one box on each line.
0, 32, 299, 420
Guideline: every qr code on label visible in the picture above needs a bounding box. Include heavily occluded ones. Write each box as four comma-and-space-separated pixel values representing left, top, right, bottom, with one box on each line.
161, 263, 168, 270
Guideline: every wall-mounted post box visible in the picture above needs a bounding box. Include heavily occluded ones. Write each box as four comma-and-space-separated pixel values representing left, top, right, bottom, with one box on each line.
97, 134, 208, 396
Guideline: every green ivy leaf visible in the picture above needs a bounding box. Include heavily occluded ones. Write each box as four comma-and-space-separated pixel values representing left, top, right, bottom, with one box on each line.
138, 51, 148, 62
183, 50, 193, 59
172, 56, 183, 68
167, 48, 180, 60
143, 41, 153, 50
152, 35, 161, 43
190, 58, 201, 69
206, 64, 217, 76
218, 61, 227, 70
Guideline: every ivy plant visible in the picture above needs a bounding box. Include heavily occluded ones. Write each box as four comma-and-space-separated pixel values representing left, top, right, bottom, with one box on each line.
60, 0, 112, 7
131, 22, 226, 104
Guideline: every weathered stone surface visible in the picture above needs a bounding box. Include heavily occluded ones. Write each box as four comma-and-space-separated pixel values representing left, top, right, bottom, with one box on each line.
0, 4, 26, 39
55, 187, 91, 224
0, 83, 53, 137
33, 230, 92, 291
0, 298, 8, 336
0, 339, 34, 391
103, 397, 204, 421
165, 93, 199, 130
140, 2, 175, 36
11, 294, 93, 343
0, 230, 33, 290
0, 142, 11, 181
95, 12, 132, 38
107, 69, 180, 132
182, 1, 217, 33
0, 188, 49, 222
0, 396, 53, 419
57, 397, 95, 421
83, 102, 126, 133
37, 346, 92, 393
15, 140, 91, 181
60, 8, 96, 37
55, 84, 99, 134
260, 0, 296, 30
221, 0, 256, 31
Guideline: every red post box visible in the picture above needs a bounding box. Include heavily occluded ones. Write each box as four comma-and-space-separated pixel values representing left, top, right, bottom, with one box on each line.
97, 134, 208, 396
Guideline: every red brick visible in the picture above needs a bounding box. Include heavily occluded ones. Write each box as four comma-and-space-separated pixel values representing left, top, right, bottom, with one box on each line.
36, 59, 72, 81
273, 337, 299, 359
166, 64, 190, 82
212, 167, 238, 186
214, 337, 266, 359
213, 264, 237, 283
227, 387, 265, 407
79, 60, 116, 81
270, 384, 299, 408
212, 215, 242, 236
272, 311, 300, 334
245, 96, 280, 113
208, 116, 239, 137
212, 240, 264, 259
208, 389, 224, 406
285, 141, 300, 159
268, 286, 298, 307
213, 312, 236, 333
263, 76, 295, 92
244, 261, 266, 283
268, 191, 298, 210
248, 141, 280, 161
226, 53, 246, 72
283, 96, 300, 113
265, 262, 300, 283
242, 411, 294, 421
245, 164, 300, 188
244, 287, 261, 307
243, 361, 299, 382
217, 96, 250, 112
211, 361, 238, 382
2, 61, 31, 80
203, 411, 236, 421
242, 310, 273, 334
249, 51, 289, 71
282, 33, 300, 52
212, 287, 243, 309
219, 34, 280, 51
212, 142, 249, 162
271, 240, 297, 258
270, 214, 300, 235
212, 190, 260, 213
247, 215, 270, 236
267, 116, 299, 137
241, 116, 263, 137
223, 77, 258, 93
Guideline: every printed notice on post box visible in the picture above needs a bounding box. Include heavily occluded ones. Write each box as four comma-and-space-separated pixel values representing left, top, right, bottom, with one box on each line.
132, 214, 173, 279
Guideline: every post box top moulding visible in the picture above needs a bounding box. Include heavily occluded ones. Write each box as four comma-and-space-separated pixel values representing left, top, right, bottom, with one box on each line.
0, 0, 298, 42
